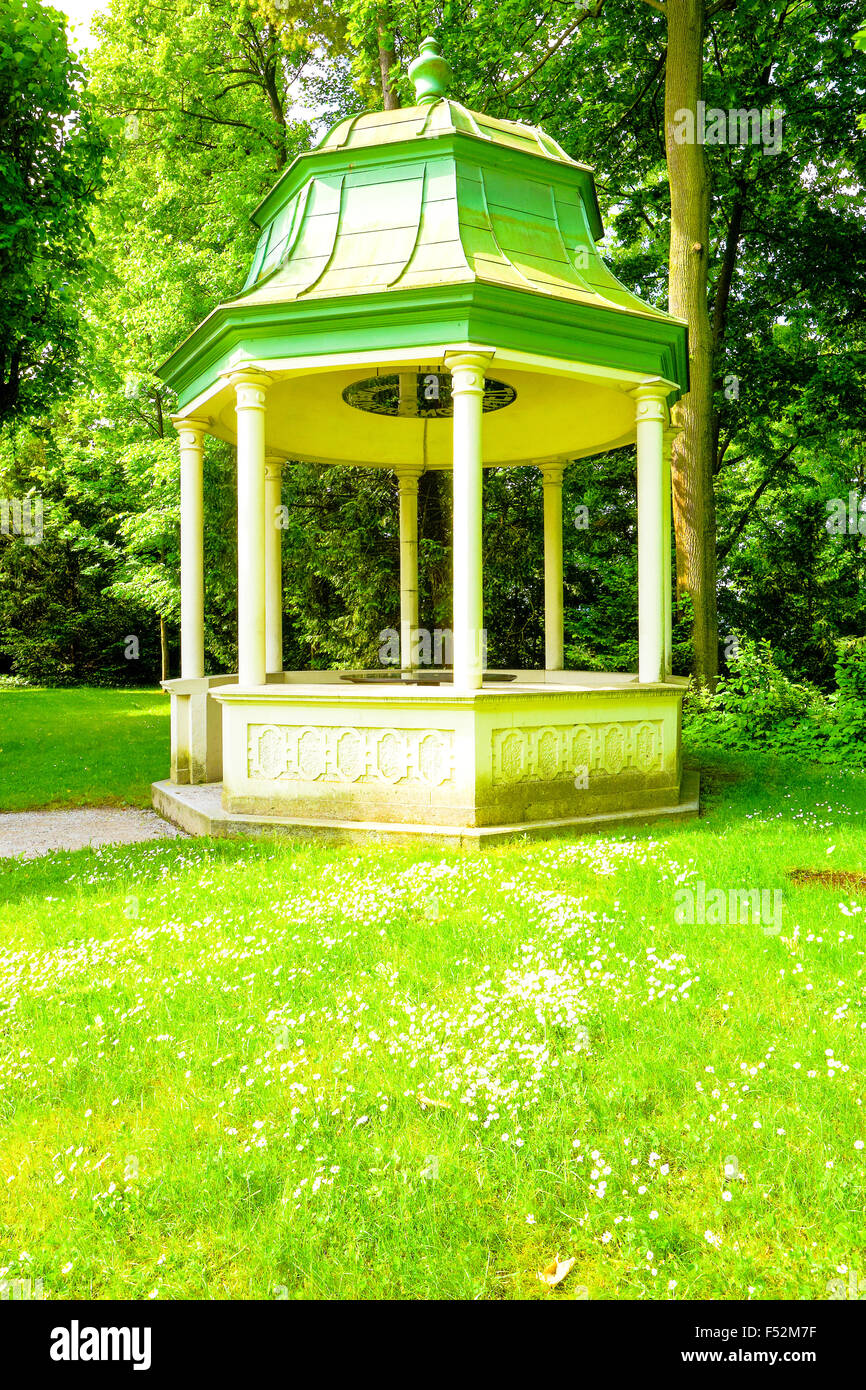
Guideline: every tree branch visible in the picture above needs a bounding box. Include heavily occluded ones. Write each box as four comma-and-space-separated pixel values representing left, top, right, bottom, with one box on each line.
711, 187, 747, 348
503, 4, 606, 95
596, 47, 667, 148
717, 441, 800, 561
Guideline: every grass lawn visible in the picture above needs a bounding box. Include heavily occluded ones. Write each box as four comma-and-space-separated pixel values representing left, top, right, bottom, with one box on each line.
1, 689, 865, 1300
0, 686, 168, 810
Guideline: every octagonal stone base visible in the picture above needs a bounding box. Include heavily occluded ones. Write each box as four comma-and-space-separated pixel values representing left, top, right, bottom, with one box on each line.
165, 671, 693, 838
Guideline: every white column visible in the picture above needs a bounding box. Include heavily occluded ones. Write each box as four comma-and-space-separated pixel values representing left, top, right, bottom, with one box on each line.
662, 424, 677, 679
541, 463, 565, 671
233, 371, 271, 687
633, 382, 668, 684
395, 466, 422, 672
446, 350, 491, 692
265, 456, 286, 675
174, 417, 207, 680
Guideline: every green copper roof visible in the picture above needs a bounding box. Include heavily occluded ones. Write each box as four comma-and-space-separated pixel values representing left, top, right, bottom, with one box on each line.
229, 36, 675, 328
237, 140, 616, 307
159, 36, 688, 400
314, 99, 581, 168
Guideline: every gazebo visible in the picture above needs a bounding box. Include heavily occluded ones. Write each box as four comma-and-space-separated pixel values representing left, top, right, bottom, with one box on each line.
153, 36, 699, 847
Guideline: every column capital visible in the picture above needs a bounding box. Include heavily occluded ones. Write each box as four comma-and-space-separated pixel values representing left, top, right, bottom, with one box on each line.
631, 376, 672, 398
264, 454, 287, 480
631, 378, 671, 423
394, 463, 424, 488
538, 461, 566, 487
171, 416, 210, 445
662, 423, 680, 454
225, 366, 273, 410
445, 347, 494, 393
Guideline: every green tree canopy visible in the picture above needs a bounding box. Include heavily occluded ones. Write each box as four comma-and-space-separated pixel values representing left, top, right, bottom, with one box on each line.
0, 0, 105, 422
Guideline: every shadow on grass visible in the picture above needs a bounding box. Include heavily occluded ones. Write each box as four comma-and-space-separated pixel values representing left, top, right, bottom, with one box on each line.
0, 834, 291, 909
0, 827, 458, 911
685, 739, 866, 832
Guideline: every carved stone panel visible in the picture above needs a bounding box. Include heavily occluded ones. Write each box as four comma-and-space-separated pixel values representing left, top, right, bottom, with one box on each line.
247, 724, 455, 786
491, 720, 663, 785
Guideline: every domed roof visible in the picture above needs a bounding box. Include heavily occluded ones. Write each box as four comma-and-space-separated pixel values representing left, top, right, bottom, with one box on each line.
231, 36, 670, 325
159, 36, 688, 409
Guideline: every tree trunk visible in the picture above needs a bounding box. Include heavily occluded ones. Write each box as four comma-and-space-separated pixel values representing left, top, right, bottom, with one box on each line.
418, 470, 451, 645
377, 5, 400, 109
664, 0, 718, 686
160, 614, 169, 684
262, 53, 288, 169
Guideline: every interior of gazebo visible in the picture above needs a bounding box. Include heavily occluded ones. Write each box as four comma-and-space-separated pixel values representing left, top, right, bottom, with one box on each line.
152, 36, 699, 846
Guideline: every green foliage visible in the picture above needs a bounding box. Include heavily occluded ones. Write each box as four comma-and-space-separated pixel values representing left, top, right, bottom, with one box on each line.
0, 0, 318, 686
0, 424, 156, 684
1, 0, 864, 700
684, 637, 866, 763
0, 0, 105, 420
856, 23, 866, 127
279, 463, 400, 668
827, 638, 866, 758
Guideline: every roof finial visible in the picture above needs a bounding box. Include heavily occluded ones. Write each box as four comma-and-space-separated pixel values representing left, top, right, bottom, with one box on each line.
409, 36, 451, 106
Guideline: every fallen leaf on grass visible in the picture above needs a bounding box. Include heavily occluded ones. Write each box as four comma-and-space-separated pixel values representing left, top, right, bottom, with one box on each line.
537, 1256, 576, 1288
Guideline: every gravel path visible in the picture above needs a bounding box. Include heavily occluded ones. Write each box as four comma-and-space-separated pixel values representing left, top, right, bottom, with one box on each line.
0, 808, 187, 862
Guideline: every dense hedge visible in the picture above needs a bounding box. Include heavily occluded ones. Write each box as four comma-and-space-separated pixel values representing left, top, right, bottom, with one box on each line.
684, 637, 866, 763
